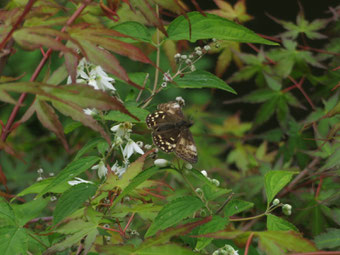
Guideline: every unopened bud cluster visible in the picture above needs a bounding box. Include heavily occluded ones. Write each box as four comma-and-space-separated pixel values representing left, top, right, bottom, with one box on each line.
201, 170, 220, 187
271, 198, 292, 215
173, 43, 211, 73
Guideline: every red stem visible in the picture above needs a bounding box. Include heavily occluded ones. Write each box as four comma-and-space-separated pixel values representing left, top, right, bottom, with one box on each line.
244, 232, 254, 255
1, 0, 92, 142
98, 225, 123, 235
315, 176, 323, 199
123, 213, 135, 233
0, 0, 37, 50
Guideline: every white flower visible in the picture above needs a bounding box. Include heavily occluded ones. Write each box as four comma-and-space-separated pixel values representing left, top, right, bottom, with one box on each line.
50, 196, 57, 202
36, 177, 43, 182
201, 170, 208, 177
195, 50, 202, 56
92, 160, 107, 178
212, 245, 239, 255
92, 66, 116, 91
37, 168, 44, 174
163, 71, 172, 82
204, 45, 211, 51
83, 108, 98, 116
154, 159, 169, 167
111, 161, 128, 178
111, 122, 132, 139
180, 55, 187, 60
68, 177, 94, 186
123, 139, 144, 159
67, 58, 116, 92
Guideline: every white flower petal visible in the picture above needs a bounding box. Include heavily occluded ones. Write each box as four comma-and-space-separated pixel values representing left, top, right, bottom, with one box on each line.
132, 142, 144, 155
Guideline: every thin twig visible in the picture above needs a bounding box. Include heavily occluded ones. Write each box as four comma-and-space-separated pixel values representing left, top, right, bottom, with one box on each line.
214, 193, 234, 215
279, 157, 320, 197
123, 212, 135, 233
136, 73, 149, 102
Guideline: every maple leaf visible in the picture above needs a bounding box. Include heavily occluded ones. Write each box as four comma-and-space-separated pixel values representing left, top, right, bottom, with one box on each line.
207, 0, 253, 23
268, 12, 329, 40
209, 40, 243, 77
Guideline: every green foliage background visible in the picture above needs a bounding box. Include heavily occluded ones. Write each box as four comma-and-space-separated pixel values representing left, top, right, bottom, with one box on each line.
0, 0, 339, 254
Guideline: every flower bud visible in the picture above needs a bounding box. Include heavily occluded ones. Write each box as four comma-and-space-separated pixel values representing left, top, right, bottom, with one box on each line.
272, 198, 280, 206
154, 159, 169, 167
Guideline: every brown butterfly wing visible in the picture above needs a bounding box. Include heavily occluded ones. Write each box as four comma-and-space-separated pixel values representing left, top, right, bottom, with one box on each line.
175, 128, 198, 164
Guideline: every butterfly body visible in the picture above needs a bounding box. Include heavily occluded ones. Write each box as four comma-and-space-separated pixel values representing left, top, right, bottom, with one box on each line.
146, 102, 198, 164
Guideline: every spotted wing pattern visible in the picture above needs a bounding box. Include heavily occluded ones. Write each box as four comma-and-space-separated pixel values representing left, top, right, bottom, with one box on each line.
146, 101, 198, 163
175, 129, 198, 164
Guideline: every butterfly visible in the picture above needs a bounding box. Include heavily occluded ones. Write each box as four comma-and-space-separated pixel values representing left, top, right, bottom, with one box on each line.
146, 101, 198, 164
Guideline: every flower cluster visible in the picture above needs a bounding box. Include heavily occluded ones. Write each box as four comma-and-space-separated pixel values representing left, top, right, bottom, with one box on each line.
67, 58, 116, 116
212, 245, 239, 255
174, 43, 211, 73
67, 58, 116, 92
91, 122, 144, 179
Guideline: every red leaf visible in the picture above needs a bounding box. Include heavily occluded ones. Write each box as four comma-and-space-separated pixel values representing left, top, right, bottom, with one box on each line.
127, 0, 168, 37
35, 99, 69, 151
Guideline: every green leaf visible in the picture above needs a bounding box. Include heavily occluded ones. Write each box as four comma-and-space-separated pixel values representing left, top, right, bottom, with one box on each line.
314, 228, 340, 249
54, 183, 98, 224
0, 226, 28, 255
255, 97, 278, 125
105, 104, 149, 123
267, 214, 298, 232
0, 89, 17, 104
39, 156, 100, 196
264, 170, 297, 205
145, 196, 204, 237
15, 177, 70, 197
140, 244, 200, 255
112, 21, 152, 43
12, 197, 49, 226
98, 219, 209, 254
111, 166, 160, 207
257, 231, 317, 254
321, 148, 340, 171
243, 89, 278, 103
167, 12, 277, 45
173, 70, 236, 94
195, 216, 229, 250
224, 199, 254, 217
0, 198, 16, 227
47, 220, 98, 253
74, 137, 106, 160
